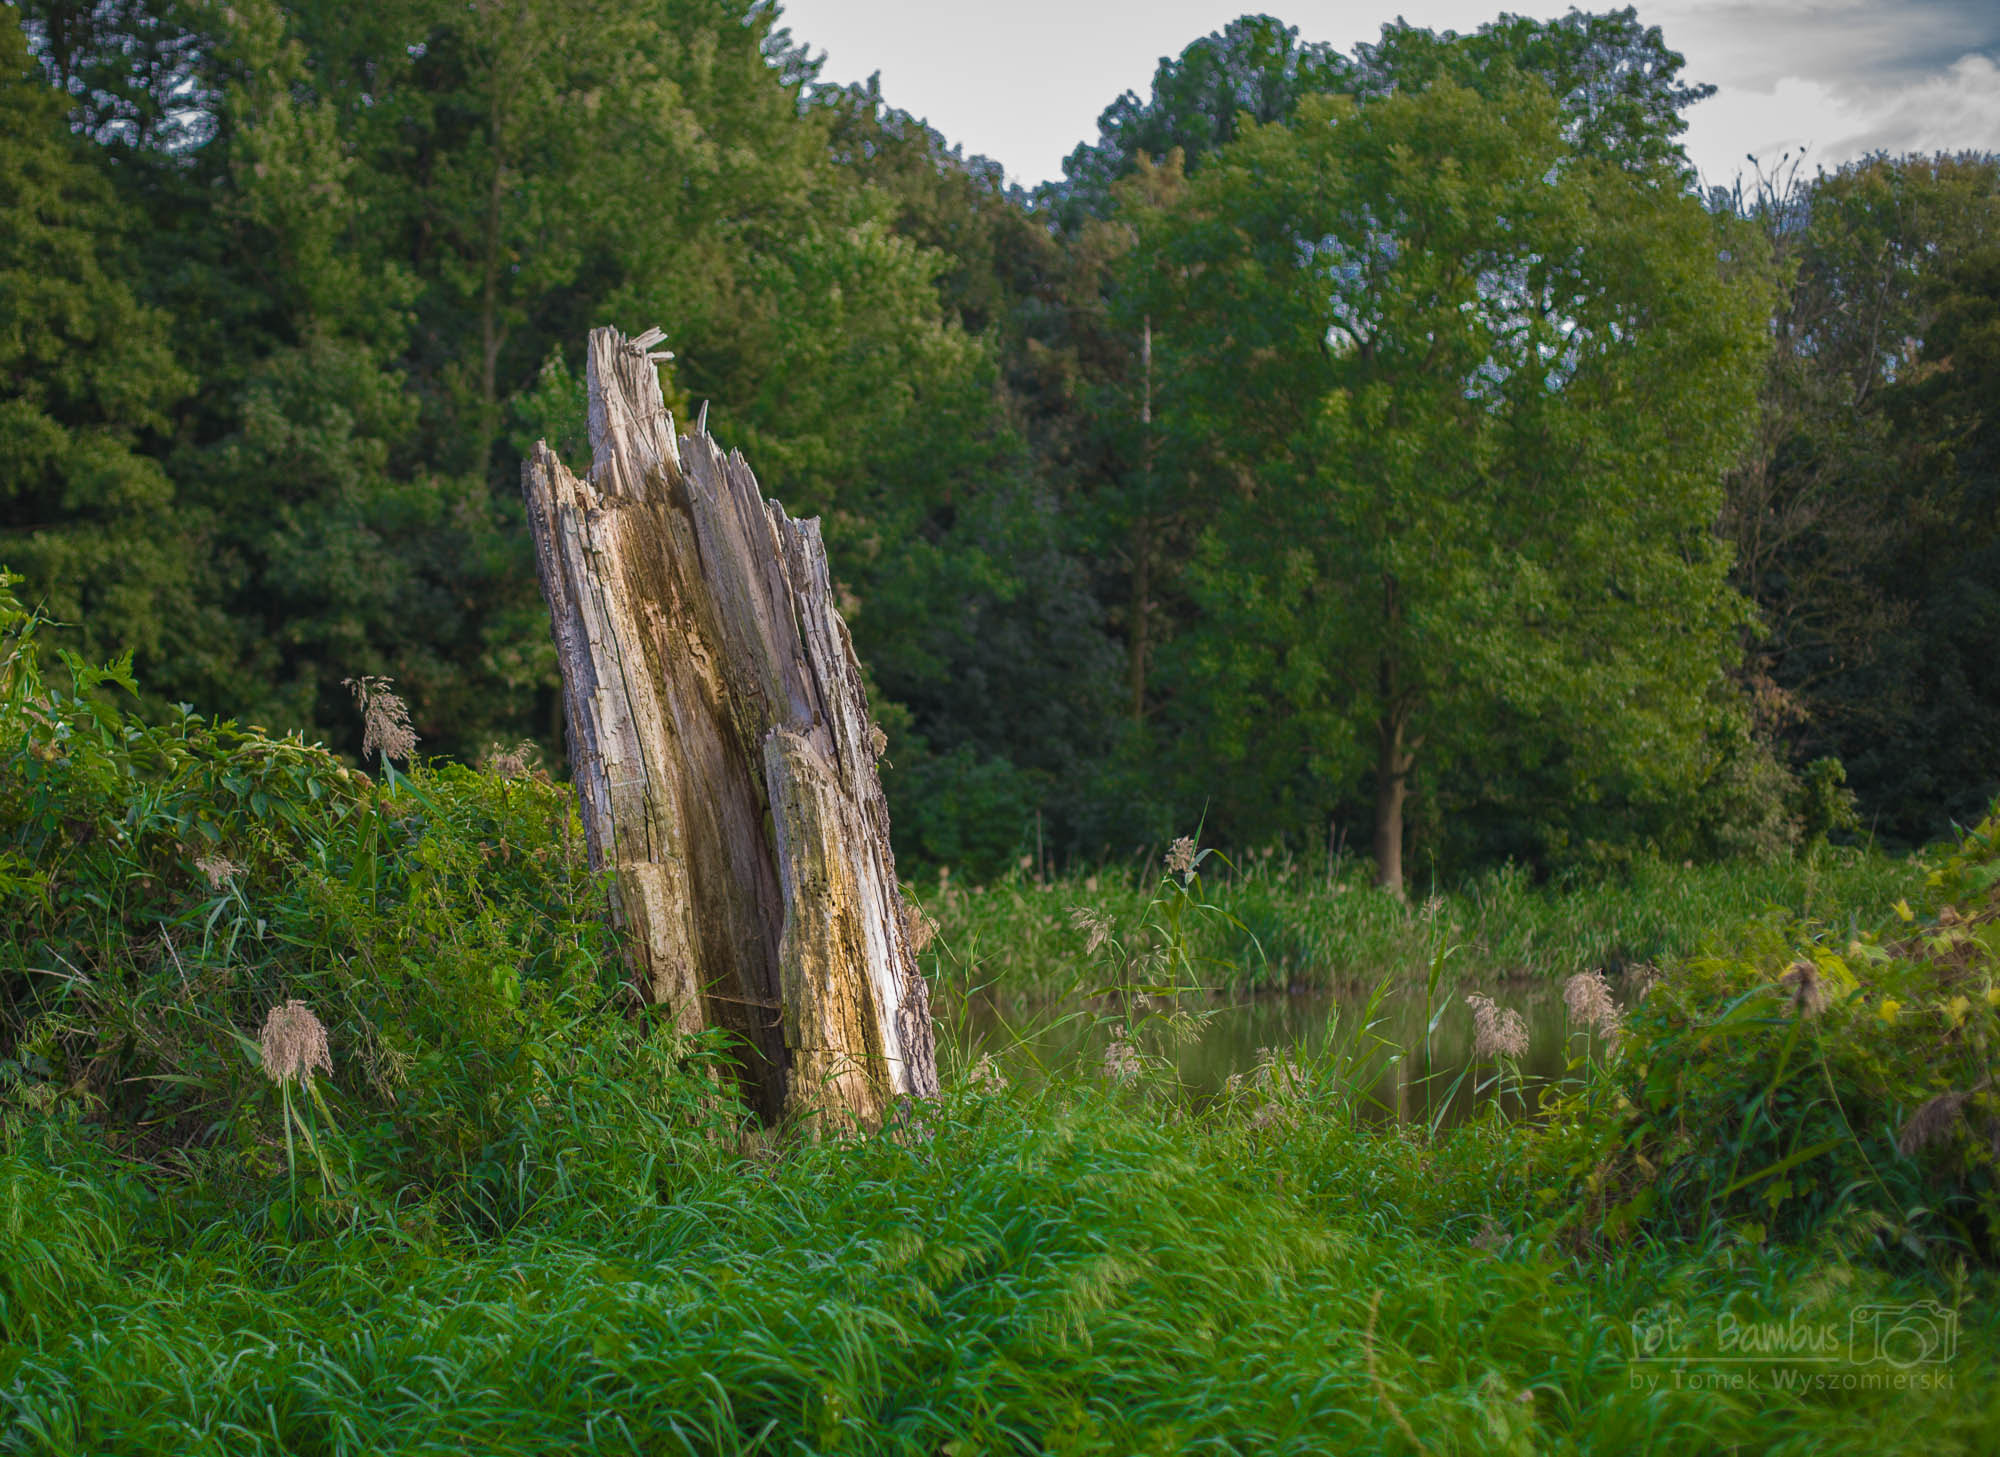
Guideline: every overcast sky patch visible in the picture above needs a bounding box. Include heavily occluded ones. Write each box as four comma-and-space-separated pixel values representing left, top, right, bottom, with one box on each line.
777, 1, 2000, 188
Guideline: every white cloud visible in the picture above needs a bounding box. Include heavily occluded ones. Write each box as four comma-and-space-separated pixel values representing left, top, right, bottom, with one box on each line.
1654, 0, 1999, 93
1835, 52, 2000, 158
778, 1, 2000, 191
1678, 50, 2000, 185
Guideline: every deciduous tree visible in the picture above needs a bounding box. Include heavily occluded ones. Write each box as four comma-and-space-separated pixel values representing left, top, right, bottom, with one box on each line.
1128, 79, 1772, 890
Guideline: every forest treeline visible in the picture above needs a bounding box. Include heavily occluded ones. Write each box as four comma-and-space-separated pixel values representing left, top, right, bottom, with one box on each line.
3, 1, 1996, 886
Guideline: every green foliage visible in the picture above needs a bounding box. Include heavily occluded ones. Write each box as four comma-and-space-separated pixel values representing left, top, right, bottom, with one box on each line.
919, 836, 1921, 999
3, 1079, 1993, 1452
1, 576, 1995, 1450
1047, 13, 1350, 227
0, 1113, 135, 1337
0, 574, 729, 1227
1555, 808, 2000, 1264
1122, 74, 1775, 875
1724, 153, 2000, 847
1349, 7, 1714, 172
0, 14, 197, 671
5, 0, 1995, 889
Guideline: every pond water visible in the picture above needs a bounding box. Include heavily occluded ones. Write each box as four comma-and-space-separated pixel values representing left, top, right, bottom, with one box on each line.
940, 976, 1633, 1126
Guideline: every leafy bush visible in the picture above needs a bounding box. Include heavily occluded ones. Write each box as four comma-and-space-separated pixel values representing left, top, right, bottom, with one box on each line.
0, 575, 730, 1230
1547, 808, 2000, 1263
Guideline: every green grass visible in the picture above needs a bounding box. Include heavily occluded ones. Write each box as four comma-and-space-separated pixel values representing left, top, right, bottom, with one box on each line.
4, 1089, 1993, 1456
4, 588, 1994, 1455
917, 846, 1927, 997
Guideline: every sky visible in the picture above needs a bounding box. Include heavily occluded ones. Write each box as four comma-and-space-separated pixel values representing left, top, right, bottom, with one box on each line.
774, 0, 2000, 191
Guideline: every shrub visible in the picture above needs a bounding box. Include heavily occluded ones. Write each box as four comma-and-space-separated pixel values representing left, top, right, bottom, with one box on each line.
1545, 807, 2000, 1264
0, 575, 730, 1231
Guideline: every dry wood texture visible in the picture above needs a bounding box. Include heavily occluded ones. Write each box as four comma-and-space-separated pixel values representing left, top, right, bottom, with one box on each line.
521, 325, 937, 1126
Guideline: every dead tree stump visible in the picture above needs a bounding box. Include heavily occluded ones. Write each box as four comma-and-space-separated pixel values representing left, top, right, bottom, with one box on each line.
520, 325, 938, 1126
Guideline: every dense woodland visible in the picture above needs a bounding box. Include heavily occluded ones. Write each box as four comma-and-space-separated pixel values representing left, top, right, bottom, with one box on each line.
3, 0, 1997, 887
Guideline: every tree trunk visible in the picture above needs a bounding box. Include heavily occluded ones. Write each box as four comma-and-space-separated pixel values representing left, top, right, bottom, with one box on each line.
1128, 512, 1151, 721
520, 325, 938, 1128
1128, 315, 1155, 722
1372, 709, 1413, 899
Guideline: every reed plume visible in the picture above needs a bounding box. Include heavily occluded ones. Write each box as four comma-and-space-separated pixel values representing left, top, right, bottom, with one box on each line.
260, 1000, 333, 1086
1563, 971, 1620, 1036
1465, 993, 1528, 1060
343, 675, 418, 763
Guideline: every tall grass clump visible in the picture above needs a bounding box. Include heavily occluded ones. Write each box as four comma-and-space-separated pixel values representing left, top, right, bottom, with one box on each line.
3, 1082, 1993, 1455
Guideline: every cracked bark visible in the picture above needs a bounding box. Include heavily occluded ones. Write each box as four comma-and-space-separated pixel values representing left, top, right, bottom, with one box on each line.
521, 325, 938, 1127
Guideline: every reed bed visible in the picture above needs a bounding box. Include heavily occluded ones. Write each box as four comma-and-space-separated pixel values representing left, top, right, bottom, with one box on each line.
917, 845, 1924, 998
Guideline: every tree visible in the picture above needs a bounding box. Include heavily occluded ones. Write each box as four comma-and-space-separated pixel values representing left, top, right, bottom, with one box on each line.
16, 0, 854, 762
1127, 79, 1773, 891
1047, 14, 1348, 229
1864, 235, 2000, 832
1350, 7, 1713, 175
1721, 153, 2000, 842
0, 13, 196, 670
814, 75, 1055, 341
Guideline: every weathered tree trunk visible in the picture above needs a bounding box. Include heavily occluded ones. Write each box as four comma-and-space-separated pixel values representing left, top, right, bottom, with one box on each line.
520, 325, 938, 1127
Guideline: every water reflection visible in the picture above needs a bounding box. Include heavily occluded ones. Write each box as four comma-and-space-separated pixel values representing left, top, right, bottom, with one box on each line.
940, 978, 1628, 1127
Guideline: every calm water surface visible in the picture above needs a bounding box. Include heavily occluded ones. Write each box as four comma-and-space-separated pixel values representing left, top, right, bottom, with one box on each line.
941, 977, 1630, 1125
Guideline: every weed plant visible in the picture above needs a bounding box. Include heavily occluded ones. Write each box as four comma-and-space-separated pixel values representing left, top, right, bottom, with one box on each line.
1541, 809, 2000, 1268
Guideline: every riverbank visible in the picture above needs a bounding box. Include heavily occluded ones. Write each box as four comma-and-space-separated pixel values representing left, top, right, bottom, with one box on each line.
915, 845, 1925, 997
5, 653, 1993, 1451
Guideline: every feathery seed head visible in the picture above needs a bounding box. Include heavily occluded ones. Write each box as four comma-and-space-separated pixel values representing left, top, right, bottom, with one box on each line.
259, 1000, 333, 1086
1466, 992, 1529, 1060
902, 901, 937, 955
1103, 1037, 1142, 1082
1068, 905, 1112, 956
344, 675, 418, 763
479, 740, 537, 778
1778, 960, 1827, 1015
194, 854, 244, 890
1898, 1091, 1969, 1156
1563, 970, 1620, 1036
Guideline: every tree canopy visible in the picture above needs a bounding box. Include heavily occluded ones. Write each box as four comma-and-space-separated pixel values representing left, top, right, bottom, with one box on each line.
1121, 80, 1772, 889
2, 2, 1992, 882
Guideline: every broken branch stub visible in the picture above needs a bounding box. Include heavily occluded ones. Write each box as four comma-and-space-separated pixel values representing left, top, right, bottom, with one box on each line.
521, 325, 938, 1126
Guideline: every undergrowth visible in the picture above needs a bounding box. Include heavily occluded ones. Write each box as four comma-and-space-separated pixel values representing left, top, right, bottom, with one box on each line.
0, 576, 728, 1237
4, 1092, 1992, 1455
1540, 811, 2000, 1269
3, 575, 1997, 1453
